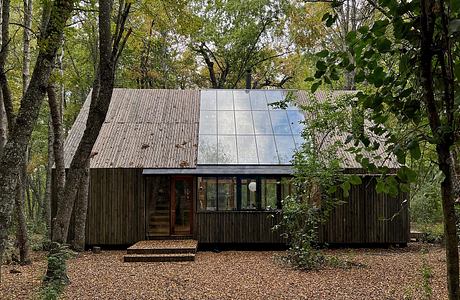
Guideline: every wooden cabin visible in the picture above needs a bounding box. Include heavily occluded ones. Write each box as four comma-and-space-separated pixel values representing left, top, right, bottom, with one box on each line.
61, 89, 409, 246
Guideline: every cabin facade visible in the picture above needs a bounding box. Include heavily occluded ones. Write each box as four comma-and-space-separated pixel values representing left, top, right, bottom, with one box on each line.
61, 89, 409, 246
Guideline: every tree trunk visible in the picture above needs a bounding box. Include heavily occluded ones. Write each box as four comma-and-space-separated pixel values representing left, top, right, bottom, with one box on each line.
71, 160, 90, 251
0, 0, 75, 269
48, 84, 65, 229
44, 117, 53, 239
52, 0, 130, 243
22, 0, 32, 93
14, 171, 30, 265
0, 95, 6, 153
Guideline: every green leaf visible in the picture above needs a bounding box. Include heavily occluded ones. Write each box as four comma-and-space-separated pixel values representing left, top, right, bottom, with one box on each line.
409, 141, 421, 160
349, 175, 362, 185
376, 179, 386, 194
376, 37, 392, 53
316, 60, 327, 71
341, 181, 351, 197
311, 81, 321, 93
316, 50, 329, 58
304, 77, 314, 82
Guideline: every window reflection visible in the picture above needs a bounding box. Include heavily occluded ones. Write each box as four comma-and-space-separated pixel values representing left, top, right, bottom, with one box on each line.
201, 90, 217, 110
252, 111, 272, 134
250, 90, 268, 110
217, 177, 237, 210
217, 90, 234, 110
237, 135, 258, 164
275, 135, 296, 164
261, 178, 278, 210
287, 110, 305, 135
241, 178, 257, 210
256, 135, 279, 164
233, 90, 251, 110
235, 111, 254, 134
199, 111, 217, 134
198, 135, 217, 164
270, 110, 291, 134
198, 177, 217, 210
218, 135, 237, 164
217, 111, 235, 134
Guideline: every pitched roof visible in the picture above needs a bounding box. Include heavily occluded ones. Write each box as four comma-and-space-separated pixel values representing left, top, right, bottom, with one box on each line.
64, 88, 398, 170
64, 89, 200, 168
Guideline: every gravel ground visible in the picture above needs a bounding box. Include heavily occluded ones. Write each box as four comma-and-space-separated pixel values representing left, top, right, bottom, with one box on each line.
0, 251, 47, 300
0, 243, 449, 299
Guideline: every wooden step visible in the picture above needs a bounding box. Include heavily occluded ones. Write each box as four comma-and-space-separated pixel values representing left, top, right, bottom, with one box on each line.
127, 247, 196, 255
123, 253, 195, 262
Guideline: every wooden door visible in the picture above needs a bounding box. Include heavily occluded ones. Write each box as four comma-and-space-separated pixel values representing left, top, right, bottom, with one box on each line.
171, 176, 194, 235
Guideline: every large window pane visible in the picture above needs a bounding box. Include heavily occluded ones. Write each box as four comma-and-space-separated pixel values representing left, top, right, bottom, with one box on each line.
199, 111, 217, 134
293, 135, 304, 149
275, 135, 296, 164
256, 135, 279, 164
252, 111, 273, 134
234, 90, 251, 110
201, 90, 216, 110
217, 177, 237, 210
198, 177, 217, 210
287, 110, 305, 135
235, 111, 254, 134
218, 111, 235, 134
270, 110, 291, 134
237, 135, 258, 164
261, 178, 278, 210
218, 135, 237, 164
241, 178, 257, 209
250, 91, 268, 110
198, 135, 217, 164
281, 177, 293, 202
217, 90, 234, 110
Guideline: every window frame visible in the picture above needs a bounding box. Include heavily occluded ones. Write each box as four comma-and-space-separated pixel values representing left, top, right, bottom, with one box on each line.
197, 175, 288, 211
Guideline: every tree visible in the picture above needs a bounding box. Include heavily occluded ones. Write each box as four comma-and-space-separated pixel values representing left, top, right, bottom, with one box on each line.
310, 0, 460, 298
0, 0, 75, 271
52, 0, 132, 245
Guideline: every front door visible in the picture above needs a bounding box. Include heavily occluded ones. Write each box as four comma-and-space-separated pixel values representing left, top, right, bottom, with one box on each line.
171, 176, 193, 235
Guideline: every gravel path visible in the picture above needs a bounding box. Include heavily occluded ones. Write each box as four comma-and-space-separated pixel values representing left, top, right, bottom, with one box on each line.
63, 244, 447, 300
0, 243, 449, 299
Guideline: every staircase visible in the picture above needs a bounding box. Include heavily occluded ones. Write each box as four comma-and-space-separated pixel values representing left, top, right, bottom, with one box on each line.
148, 202, 170, 236
123, 240, 198, 262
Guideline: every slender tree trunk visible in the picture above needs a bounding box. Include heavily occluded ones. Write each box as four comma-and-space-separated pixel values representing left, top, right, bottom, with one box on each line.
71, 160, 89, 251
48, 84, 65, 238
22, 0, 32, 93
0, 95, 6, 153
44, 117, 53, 239
14, 171, 30, 265
419, 1, 459, 298
52, 0, 131, 243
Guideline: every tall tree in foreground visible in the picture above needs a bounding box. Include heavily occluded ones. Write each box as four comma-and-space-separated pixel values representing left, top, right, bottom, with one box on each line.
52, 0, 131, 246
0, 0, 75, 274
311, 0, 459, 298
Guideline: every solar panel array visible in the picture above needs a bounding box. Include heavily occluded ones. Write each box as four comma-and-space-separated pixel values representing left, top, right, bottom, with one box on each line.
197, 90, 305, 165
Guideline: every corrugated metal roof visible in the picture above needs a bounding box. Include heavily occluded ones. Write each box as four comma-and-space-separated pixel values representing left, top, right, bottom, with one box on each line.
63, 89, 200, 168
64, 89, 398, 170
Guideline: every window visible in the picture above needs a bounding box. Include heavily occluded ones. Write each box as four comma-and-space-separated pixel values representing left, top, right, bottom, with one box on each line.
198, 176, 292, 211
198, 90, 306, 165
198, 177, 217, 210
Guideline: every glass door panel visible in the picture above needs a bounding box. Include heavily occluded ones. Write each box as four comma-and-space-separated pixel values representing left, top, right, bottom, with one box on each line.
171, 177, 193, 235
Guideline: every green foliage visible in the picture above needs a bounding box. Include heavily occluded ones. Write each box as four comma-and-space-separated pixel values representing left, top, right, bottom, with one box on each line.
420, 256, 433, 300
41, 243, 75, 300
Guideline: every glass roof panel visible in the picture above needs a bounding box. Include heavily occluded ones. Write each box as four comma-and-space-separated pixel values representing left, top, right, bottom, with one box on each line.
269, 110, 291, 134
250, 90, 268, 110
252, 111, 273, 134
256, 135, 279, 164
217, 90, 234, 110
237, 135, 258, 164
233, 90, 251, 110
198, 90, 305, 165
198, 135, 218, 164
235, 111, 254, 134
218, 135, 238, 164
287, 110, 305, 135
275, 135, 296, 164
217, 110, 235, 135
199, 110, 217, 135
200, 90, 217, 110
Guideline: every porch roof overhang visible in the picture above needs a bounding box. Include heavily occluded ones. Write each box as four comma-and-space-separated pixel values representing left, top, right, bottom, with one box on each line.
142, 165, 294, 176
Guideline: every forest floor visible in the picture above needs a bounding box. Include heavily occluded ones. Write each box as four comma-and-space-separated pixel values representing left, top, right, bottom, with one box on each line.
0, 243, 448, 299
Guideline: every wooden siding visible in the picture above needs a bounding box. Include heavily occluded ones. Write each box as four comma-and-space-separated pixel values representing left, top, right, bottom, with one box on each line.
195, 211, 286, 244
85, 168, 145, 245
320, 176, 409, 244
